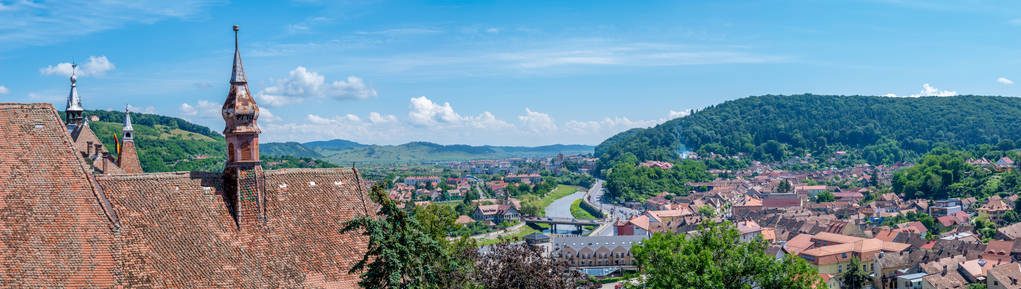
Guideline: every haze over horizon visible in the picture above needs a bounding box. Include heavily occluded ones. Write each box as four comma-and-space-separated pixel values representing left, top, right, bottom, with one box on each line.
2, 0, 1021, 145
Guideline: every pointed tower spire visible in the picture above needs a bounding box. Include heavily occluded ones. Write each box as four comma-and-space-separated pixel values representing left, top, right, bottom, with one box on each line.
222, 25, 264, 229
122, 105, 134, 141
117, 105, 143, 174
65, 63, 84, 130
231, 25, 246, 83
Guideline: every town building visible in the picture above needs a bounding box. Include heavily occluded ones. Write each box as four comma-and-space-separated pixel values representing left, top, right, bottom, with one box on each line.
797, 232, 910, 275
504, 173, 542, 184
551, 235, 647, 268
0, 26, 371, 287
473, 204, 520, 224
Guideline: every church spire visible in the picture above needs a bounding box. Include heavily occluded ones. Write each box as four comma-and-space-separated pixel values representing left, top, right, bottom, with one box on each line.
222, 25, 264, 229
122, 105, 134, 141
230, 25, 246, 83
117, 105, 143, 174
65, 64, 84, 129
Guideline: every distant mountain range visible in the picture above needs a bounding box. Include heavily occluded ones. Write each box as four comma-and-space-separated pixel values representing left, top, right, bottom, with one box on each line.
262, 140, 594, 166
78, 110, 591, 169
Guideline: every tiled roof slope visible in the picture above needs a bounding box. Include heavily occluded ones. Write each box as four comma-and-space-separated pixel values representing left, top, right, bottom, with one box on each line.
95, 167, 372, 287
0, 103, 117, 287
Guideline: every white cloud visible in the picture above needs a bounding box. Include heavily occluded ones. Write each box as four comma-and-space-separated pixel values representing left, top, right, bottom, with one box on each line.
40, 56, 116, 77
178, 100, 220, 119
0, 85, 8, 95
408, 96, 464, 126
0, 1, 221, 50
260, 107, 282, 122
998, 77, 1014, 85
368, 112, 398, 124
308, 113, 361, 125
126, 104, 157, 114
256, 66, 377, 107
254, 93, 297, 107
518, 108, 558, 135
495, 41, 785, 69
668, 109, 692, 119
258, 103, 691, 145
885, 83, 958, 98
468, 111, 513, 129
355, 28, 443, 35
910, 83, 957, 97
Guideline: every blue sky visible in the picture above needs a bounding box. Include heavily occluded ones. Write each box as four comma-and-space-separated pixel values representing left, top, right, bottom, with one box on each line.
2, 0, 1021, 146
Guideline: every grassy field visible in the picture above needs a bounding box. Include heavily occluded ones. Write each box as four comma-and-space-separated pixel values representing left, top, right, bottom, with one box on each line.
570, 199, 597, 220
476, 224, 541, 246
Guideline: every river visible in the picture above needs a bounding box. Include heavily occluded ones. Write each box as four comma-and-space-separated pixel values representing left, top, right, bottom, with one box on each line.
542, 187, 590, 235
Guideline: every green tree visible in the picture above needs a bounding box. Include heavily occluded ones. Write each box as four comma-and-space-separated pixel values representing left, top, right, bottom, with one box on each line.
777, 180, 793, 194
698, 205, 716, 217
840, 257, 870, 289
627, 221, 823, 289
413, 204, 459, 240
341, 184, 463, 288
814, 191, 835, 203
519, 194, 544, 217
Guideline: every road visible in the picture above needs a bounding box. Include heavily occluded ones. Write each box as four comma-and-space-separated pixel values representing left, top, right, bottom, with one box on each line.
585, 179, 642, 222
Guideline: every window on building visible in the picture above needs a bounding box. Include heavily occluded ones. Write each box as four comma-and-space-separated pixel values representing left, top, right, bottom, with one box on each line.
240, 141, 252, 161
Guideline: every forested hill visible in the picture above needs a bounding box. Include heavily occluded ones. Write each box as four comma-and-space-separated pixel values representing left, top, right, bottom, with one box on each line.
80, 109, 336, 172
262, 140, 594, 166
595, 95, 1021, 202
597, 95, 1021, 170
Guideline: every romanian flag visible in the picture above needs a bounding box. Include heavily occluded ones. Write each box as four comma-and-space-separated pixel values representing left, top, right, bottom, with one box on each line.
114, 133, 120, 155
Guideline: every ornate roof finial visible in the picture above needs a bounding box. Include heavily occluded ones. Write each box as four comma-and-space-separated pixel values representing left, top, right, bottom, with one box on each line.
66, 63, 83, 112
230, 25, 246, 83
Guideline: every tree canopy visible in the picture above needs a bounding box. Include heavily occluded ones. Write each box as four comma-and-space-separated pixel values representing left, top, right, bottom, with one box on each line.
627, 221, 823, 289
595, 95, 1021, 202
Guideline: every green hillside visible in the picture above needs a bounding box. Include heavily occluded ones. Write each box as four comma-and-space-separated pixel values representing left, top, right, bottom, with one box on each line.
81, 110, 335, 172
262, 140, 594, 166
595, 95, 1021, 201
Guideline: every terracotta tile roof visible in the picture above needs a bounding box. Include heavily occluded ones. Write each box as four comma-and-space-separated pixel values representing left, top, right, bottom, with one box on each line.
628, 215, 651, 231
986, 240, 1014, 262
999, 222, 1021, 240
761, 228, 776, 242
988, 263, 1021, 289
456, 215, 475, 224
0, 103, 374, 287
737, 220, 762, 235
95, 168, 371, 287
0, 103, 118, 287
938, 215, 957, 227
784, 233, 814, 255
982, 199, 1011, 212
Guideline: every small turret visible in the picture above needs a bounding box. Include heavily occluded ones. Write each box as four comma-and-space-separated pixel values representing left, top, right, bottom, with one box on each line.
65, 64, 84, 131
122, 105, 134, 141
117, 105, 143, 174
